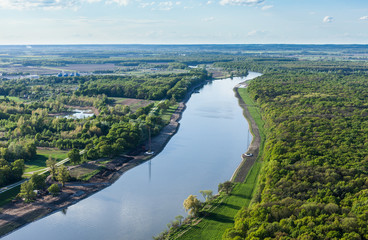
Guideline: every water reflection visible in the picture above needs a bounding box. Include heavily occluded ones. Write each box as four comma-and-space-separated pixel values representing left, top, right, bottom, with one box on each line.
61, 208, 68, 215
2, 73, 262, 240
148, 160, 152, 182
65, 109, 94, 119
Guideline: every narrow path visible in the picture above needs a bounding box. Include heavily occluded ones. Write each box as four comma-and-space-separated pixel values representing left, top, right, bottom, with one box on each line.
0, 150, 86, 194
231, 82, 261, 183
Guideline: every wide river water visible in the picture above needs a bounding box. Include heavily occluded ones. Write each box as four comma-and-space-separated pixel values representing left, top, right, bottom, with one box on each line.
2, 72, 261, 240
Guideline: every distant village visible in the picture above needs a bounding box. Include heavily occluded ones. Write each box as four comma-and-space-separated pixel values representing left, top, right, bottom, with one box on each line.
0, 72, 82, 80
57, 72, 80, 77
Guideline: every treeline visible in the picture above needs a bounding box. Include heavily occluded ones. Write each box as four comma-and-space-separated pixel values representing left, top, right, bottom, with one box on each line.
0, 159, 24, 187
213, 62, 249, 76
0, 97, 168, 150
0, 95, 171, 187
75, 69, 209, 101
224, 70, 368, 239
6, 52, 235, 67
215, 58, 368, 75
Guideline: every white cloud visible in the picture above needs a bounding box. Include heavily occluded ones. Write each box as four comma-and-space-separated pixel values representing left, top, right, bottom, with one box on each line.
107, 0, 130, 6
0, 0, 133, 10
261, 5, 272, 10
0, 0, 80, 10
207, 1, 213, 4
323, 16, 333, 23
219, 0, 264, 6
156, 1, 173, 10
140, 1, 155, 8
360, 16, 368, 20
85, 0, 102, 3
203, 17, 215, 22
247, 30, 265, 36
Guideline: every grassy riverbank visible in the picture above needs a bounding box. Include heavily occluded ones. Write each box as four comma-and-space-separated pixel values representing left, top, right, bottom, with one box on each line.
172, 87, 265, 240
238, 88, 266, 161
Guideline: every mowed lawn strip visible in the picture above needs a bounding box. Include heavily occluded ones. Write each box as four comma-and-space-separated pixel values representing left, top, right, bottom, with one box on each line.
161, 104, 179, 123
176, 86, 265, 240
176, 165, 261, 240
24, 149, 69, 174
238, 88, 265, 153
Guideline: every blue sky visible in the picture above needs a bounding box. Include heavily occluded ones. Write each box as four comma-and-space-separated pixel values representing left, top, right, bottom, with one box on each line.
0, 0, 367, 44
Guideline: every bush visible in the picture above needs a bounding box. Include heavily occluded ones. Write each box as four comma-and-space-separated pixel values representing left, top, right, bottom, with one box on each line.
48, 183, 60, 196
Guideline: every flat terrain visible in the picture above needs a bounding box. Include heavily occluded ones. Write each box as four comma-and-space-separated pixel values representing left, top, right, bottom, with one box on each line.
24, 148, 69, 175
0, 91, 188, 238
174, 81, 265, 240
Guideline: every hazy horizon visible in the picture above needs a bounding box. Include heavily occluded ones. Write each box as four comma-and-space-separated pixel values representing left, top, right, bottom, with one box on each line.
0, 0, 367, 45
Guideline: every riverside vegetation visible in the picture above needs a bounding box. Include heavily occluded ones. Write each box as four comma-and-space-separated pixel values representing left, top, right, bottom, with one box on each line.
0, 67, 209, 204
223, 61, 368, 239
158, 58, 368, 240
1, 45, 368, 239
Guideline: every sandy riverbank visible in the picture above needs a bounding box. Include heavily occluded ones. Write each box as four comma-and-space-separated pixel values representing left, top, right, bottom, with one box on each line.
231, 81, 261, 183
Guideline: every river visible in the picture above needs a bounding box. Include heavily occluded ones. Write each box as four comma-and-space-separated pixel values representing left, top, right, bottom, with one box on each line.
2, 72, 261, 240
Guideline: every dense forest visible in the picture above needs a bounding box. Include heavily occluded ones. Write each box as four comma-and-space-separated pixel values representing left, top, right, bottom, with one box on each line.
223, 68, 368, 239
75, 69, 208, 101
0, 68, 210, 188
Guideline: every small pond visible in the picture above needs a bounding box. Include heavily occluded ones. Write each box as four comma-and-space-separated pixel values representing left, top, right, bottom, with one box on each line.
60, 109, 94, 119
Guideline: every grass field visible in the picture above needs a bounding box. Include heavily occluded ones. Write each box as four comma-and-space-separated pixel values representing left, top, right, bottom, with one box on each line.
0, 96, 22, 103
161, 104, 179, 123
0, 186, 20, 208
24, 148, 69, 175
174, 86, 265, 240
111, 97, 155, 112
110, 97, 129, 104
69, 164, 104, 181
238, 88, 266, 158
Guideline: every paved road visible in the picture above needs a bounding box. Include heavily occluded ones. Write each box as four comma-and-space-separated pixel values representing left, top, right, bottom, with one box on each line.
0, 150, 86, 194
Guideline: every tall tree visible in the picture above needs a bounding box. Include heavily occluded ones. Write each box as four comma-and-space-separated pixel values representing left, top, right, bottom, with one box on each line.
199, 190, 213, 202
218, 181, 233, 195
183, 195, 201, 217
57, 165, 70, 187
19, 180, 36, 202
46, 156, 57, 179
68, 148, 81, 165
30, 173, 46, 190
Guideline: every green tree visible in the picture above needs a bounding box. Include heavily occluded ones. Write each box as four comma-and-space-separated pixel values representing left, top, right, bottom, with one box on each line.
57, 165, 70, 187
218, 181, 233, 194
87, 148, 99, 160
11, 159, 24, 181
46, 156, 57, 179
30, 173, 46, 190
19, 180, 36, 202
48, 183, 60, 196
35, 133, 42, 142
175, 215, 184, 225
68, 148, 81, 165
199, 190, 213, 202
183, 195, 201, 217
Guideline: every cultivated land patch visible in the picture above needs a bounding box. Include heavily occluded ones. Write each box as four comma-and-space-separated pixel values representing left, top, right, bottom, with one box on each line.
112, 97, 155, 111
